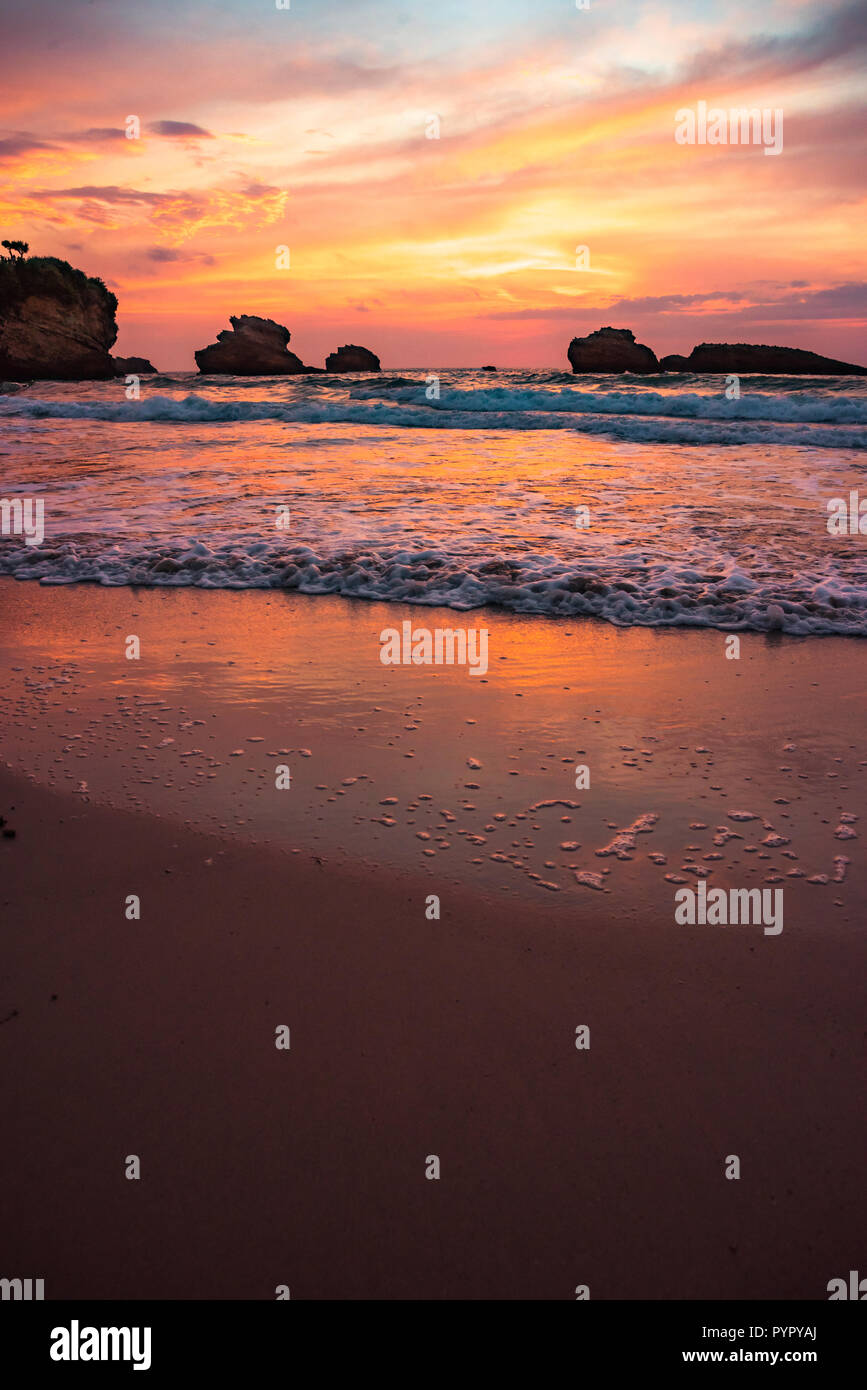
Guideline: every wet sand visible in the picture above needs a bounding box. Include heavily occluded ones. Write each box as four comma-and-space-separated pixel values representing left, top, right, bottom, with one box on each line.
1, 580, 866, 1298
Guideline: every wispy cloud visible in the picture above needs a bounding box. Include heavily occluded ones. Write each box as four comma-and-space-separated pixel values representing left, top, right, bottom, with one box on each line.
147, 121, 215, 139
0, 133, 57, 162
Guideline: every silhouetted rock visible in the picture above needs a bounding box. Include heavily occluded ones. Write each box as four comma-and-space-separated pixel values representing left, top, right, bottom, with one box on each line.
482, 365, 496, 371
660, 342, 867, 375
324, 344, 381, 372
195, 315, 314, 374
0, 255, 118, 380
113, 355, 157, 375
568, 327, 658, 374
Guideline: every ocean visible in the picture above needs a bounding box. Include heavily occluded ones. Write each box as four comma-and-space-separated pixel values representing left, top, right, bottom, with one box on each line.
2, 368, 866, 635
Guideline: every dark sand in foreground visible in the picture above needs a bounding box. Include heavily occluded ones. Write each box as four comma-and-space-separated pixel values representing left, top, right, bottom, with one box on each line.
1, 581, 865, 1298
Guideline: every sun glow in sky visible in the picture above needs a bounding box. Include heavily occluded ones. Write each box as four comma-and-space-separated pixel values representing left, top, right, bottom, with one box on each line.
2, 0, 865, 368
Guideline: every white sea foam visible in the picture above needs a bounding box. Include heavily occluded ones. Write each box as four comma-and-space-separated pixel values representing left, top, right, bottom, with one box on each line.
3, 535, 867, 635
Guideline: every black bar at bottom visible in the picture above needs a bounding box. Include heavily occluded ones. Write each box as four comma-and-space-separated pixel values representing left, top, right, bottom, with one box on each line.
1, 1300, 862, 1377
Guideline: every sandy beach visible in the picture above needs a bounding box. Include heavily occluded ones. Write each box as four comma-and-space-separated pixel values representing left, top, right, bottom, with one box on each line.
2, 579, 865, 1299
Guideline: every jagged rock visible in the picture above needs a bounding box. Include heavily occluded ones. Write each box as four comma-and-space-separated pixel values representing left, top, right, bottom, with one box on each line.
113, 355, 157, 375
567, 326, 658, 374
324, 344, 381, 372
660, 342, 867, 375
195, 315, 314, 374
0, 256, 118, 380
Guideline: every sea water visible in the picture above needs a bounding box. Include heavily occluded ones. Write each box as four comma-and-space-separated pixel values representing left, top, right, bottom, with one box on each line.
2, 367, 866, 635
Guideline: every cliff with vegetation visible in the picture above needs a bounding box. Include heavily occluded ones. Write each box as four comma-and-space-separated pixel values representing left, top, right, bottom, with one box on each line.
0, 254, 119, 380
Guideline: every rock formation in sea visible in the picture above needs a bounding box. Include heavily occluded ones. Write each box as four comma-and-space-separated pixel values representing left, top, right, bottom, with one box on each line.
482, 364, 497, 371
113, 355, 157, 375
659, 342, 867, 375
195, 315, 316, 374
567, 327, 659, 374
324, 344, 381, 372
0, 255, 118, 380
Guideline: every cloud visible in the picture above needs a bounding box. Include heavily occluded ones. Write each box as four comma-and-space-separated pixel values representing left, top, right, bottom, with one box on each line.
0, 134, 57, 162
147, 120, 215, 139
737, 282, 867, 321
46, 185, 168, 204
487, 283, 867, 323
594, 291, 749, 313
258, 57, 401, 101
62, 127, 127, 143
30, 180, 288, 237
238, 180, 283, 198
682, 0, 867, 86
145, 246, 216, 265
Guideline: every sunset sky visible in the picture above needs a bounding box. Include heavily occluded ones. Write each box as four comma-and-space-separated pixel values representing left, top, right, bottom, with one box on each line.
2, 0, 865, 369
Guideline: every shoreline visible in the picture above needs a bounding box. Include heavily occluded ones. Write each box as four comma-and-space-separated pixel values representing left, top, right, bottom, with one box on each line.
4, 567, 867, 641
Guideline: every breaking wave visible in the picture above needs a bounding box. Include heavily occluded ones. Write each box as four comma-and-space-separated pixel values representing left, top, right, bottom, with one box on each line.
2, 388, 866, 448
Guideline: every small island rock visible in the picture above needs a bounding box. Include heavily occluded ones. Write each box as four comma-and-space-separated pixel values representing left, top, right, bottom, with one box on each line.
324, 344, 381, 372
567, 327, 658, 374
195, 315, 313, 374
113, 355, 157, 375
659, 341, 867, 375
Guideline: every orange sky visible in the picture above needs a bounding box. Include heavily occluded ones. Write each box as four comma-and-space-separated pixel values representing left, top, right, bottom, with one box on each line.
1, 0, 865, 368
